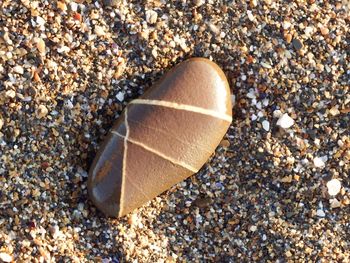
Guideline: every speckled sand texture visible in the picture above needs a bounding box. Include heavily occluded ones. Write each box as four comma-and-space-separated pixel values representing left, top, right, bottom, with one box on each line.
0, 0, 349, 262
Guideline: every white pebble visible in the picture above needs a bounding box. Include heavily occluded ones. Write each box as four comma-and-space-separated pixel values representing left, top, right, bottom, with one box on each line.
13, 65, 24, 74
313, 156, 327, 168
330, 198, 341, 209
263, 98, 269, 106
249, 225, 257, 232
276, 113, 294, 129
57, 46, 70, 53
251, 114, 257, 121
64, 100, 74, 109
326, 179, 341, 196
0, 252, 13, 263
116, 91, 124, 102
36, 16, 46, 27
256, 101, 262, 110
329, 106, 340, 116
247, 10, 255, 21
194, 0, 205, 6
283, 21, 291, 30
146, 10, 158, 24
261, 62, 272, 69
273, 109, 283, 118
316, 209, 325, 217
94, 25, 105, 36
5, 90, 16, 98
247, 89, 256, 99
304, 26, 313, 35
70, 2, 78, 12
262, 120, 270, 131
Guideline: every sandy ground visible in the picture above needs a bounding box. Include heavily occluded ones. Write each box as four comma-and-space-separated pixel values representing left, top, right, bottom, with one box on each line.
0, 0, 350, 262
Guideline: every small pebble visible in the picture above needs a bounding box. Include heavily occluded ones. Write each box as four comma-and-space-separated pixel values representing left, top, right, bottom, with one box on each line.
292, 38, 303, 50
285, 33, 292, 43
0, 252, 13, 263
103, 0, 120, 7
36, 38, 46, 55
94, 26, 105, 36
145, 10, 158, 24
13, 65, 24, 74
326, 179, 341, 196
262, 120, 270, 131
250, 0, 257, 7
116, 91, 124, 102
329, 106, 340, 116
57, 46, 70, 53
276, 113, 294, 129
247, 10, 255, 21
313, 156, 326, 168
49, 225, 61, 239
57, 1, 67, 12
193, 197, 212, 208
285, 251, 292, 258
249, 225, 257, 232
273, 109, 283, 118
304, 26, 313, 36
316, 209, 325, 217
5, 90, 16, 99
36, 16, 46, 27
194, 0, 205, 7
320, 26, 329, 36
128, 213, 138, 226
36, 105, 49, 119
220, 139, 230, 148
330, 198, 341, 209
283, 21, 291, 30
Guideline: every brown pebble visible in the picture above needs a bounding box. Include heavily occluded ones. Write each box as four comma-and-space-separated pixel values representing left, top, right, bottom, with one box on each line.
88, 58, 232, 217
193, 197, 212, 208
57, 1, 67, 12
320, 26, 329, 36
285, 33, 292, 43
220, 139, 230, 148
36, 105, 48, 119
73, 12, 82, 22
36, 38, 46, 55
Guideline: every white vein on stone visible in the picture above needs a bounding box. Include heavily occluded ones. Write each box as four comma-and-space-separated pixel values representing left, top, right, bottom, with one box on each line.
118, 108, 129, 217
111, 130, 198, 173
130, 99, 232, 122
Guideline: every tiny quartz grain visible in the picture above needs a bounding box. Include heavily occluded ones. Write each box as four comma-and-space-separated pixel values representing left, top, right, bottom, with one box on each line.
327, 179, 341, 196
36, 105, 49, 119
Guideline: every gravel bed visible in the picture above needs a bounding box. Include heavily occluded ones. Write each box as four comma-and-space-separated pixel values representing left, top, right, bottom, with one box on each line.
0, 0, 349, 262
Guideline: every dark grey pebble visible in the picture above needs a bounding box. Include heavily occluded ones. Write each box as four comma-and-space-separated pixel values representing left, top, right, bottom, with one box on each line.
292, 38, 303, 50
103, 0, 120, 7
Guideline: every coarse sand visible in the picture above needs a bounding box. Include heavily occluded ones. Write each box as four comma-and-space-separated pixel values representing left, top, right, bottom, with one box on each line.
0, 0, 349, 262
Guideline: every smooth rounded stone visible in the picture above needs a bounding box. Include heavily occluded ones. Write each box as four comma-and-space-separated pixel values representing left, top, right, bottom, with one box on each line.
88, 58, 232, 217
292, 38, 303, 50
327, 179, 341, 196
